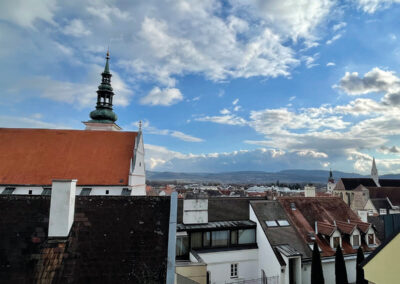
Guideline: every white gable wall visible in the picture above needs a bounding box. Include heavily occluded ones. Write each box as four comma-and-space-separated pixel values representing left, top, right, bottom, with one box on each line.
129, 131, 146, 195
249, 205, 282, 281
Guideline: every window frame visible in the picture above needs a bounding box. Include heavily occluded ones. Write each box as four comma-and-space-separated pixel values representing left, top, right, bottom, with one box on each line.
230, 263, 238, 278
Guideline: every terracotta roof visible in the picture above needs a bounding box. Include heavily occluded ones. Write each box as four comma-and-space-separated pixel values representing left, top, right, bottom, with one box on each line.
317, 221, 336, 236
335, 220, 356, 235
278, 197, 377, 257
0, 128, 137, 185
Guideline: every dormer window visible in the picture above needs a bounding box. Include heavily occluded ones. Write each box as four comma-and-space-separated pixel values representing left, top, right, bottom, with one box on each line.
367, 233, 375, 245
333, 236, 340, 248
352, 234, 360, 247
330, 229, 342, 249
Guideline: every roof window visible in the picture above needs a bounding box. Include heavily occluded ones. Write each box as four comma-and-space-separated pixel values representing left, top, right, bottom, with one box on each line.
1, 187, 15, 195
290, 202, 296, 210
121, 188, 132, 196
80, 188, 92, 196
277, 220, 290, 226
41, 188, 51, 195
266, 221, 278, 227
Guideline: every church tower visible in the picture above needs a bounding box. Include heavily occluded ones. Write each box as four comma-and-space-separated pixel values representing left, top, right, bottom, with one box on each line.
84, 50, 121, 131
327, 169, 336, 192
371, 157, 381, 187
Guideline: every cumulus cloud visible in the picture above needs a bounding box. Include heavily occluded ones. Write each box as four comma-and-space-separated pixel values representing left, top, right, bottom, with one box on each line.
140, 87, 183, 106
145, 146, 329, 172
326, 62, 336, 66
378, 145, 400, 154
337, 67, 400, 95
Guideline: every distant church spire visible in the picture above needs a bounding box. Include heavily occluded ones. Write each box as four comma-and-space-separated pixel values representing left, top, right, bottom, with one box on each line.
371, 157, 380, 187
328, 168, 334, 183
84, 50, 121, 131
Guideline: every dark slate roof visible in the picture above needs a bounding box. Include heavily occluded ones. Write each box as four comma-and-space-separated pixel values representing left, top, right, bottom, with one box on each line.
0, 195, 170, 283
177, 197, 264, 224
177, 220, 255, 231
250, 200, 312, 260
338, 178, 400, 191
368, 216, 385, 241
367, 187, 400, 206
370, 198, 392, 211
274, 244, 302, 257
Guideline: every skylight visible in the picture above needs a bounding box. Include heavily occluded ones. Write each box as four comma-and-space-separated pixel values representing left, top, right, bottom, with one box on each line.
265, 221, 278, 227
277, 220, 290, 226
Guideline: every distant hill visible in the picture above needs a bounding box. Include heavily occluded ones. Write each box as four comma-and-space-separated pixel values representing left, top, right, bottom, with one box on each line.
146, 169, 400, 184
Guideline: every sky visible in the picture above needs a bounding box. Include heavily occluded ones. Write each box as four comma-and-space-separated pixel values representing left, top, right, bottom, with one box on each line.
1, 0, 400, 174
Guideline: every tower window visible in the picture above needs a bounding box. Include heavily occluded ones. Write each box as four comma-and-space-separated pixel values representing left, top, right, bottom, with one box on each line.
106, 190, 109, 195
28, 190, 32, 195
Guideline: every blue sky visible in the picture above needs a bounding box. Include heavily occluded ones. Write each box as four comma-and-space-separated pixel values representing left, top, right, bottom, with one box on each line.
2, 0, 400, 174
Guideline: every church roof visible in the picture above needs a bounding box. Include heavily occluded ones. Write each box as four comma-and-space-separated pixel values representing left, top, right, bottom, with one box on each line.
336, 178, 400, 191
0, 128, 137, 186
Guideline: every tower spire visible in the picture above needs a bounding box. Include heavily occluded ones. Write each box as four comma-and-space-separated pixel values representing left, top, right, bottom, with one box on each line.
371, 157, 380, 187
84, 50, 120, 131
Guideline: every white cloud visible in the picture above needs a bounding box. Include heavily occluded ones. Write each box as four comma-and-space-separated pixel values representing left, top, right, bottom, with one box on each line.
336, 67, 400, 95
232, 98, 239, 105
8, 64, 132, 108
326, 62, 336, 66
326, 33, 342, 45
220, 108, 231, 115
332, 22, 347, 32
234, 106, 241, 112
356, 0, 400, 13
134, 120, 203, 142
0, 115, 69, 129
196, 114, 247, 126
170, 131, 204, 142
140, 87, 183, 106
296, 150, 328, 158
0, 0, 56, 28
63, 19, 91, 37
289, 96, 296, 101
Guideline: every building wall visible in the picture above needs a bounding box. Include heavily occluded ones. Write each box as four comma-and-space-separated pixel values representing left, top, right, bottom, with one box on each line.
3, 186, 139, 196
198, 249, 258, 284
249, 205, 282, 281
364, 233, 400, 284
301, 256, 357, 284
129, 132, 146, 195
175, 263, 207, 284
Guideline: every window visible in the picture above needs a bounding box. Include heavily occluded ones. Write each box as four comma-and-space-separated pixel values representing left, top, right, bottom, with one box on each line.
368, 210, 374, 216
290, 203, 296, 210
80, 188, 92, 196
105, 190, 109, 195
266, 221, 278, 227
368, 233, 374, 245
211, 230, 229, 247
379, 208, 387, 215
230, 263, 238, 278
1, 187, 15, 195
203, 232, 211, 247
191, 232, 202, 249
333, 236, 340, 248
352, 235, 360, 247
176, 235, 189, 257
277, 220, 290, 226
231, 230, 238, 245
41, 188, 51, 195
121, 188, 131, 196
238, 229, 255, 244
28, 190, 32, 195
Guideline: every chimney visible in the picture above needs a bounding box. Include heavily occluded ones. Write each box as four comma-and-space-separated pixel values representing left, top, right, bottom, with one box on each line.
304, 185, 316, 197
48, 179, 77, 237
183, 193, 208, 224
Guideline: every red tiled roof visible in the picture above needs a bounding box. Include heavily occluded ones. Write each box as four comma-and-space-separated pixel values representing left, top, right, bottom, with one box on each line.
317, 221, 336, 236
335, 220, 356, 235
0, 128, 137, 186
350, 220, 371, 234
278, 197, 377, 257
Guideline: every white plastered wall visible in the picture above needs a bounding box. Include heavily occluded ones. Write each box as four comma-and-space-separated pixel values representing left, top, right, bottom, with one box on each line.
198, 249, 258, 284
129, 131, 146, 195
249, 205, 282, 281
